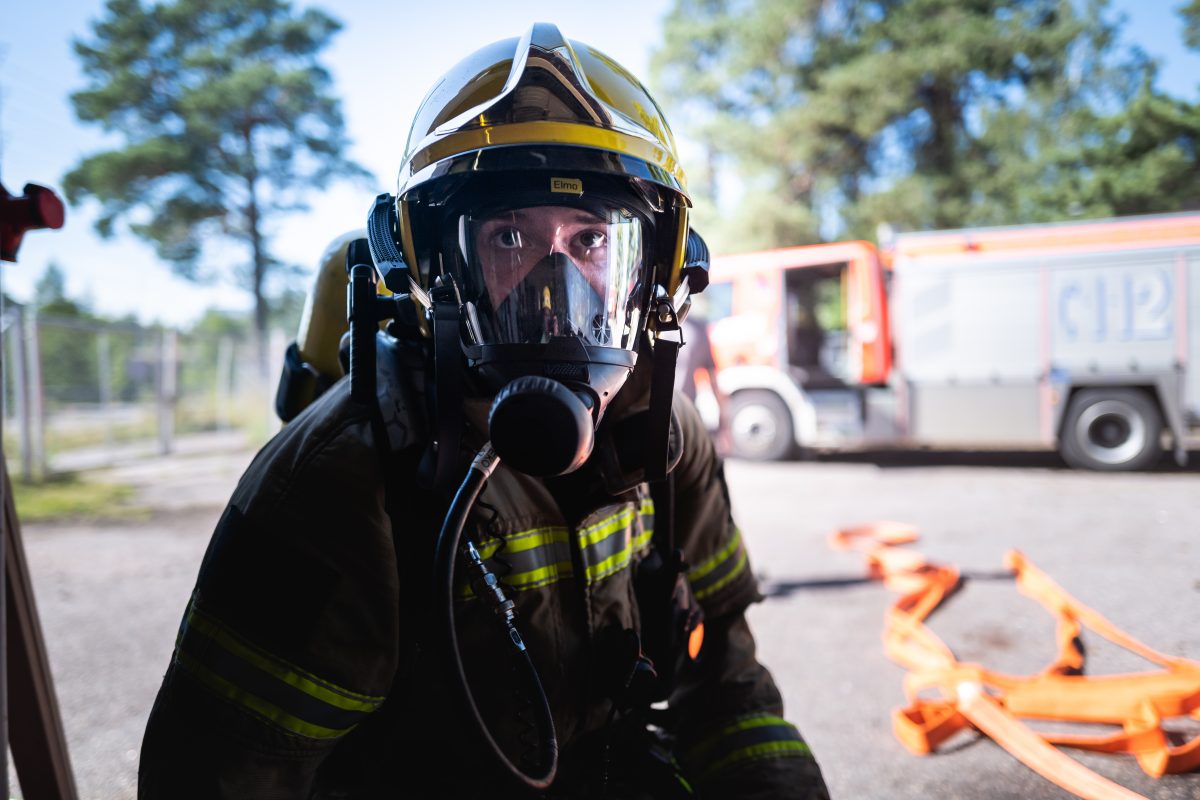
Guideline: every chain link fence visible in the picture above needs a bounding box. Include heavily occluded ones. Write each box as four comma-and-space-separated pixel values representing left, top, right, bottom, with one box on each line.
2, 307, 286, 481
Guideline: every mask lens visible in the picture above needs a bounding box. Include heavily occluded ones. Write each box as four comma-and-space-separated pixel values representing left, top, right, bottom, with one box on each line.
461, 205, 644, 348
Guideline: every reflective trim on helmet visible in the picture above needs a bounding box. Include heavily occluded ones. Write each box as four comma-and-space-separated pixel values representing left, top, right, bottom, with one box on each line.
687, 527, 749, 601
398, 199, 420, 285
407, 122, 686, 193
173, 602, 384, 740
682, 714, 814, 782
666, 205, 690, 295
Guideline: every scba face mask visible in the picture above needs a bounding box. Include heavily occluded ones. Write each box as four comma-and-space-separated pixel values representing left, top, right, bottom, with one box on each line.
461, 204, 644, 349
449, 201, 651, 477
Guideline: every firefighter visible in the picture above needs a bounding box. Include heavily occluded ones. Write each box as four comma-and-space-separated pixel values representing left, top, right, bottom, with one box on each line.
139, 23, 830, 800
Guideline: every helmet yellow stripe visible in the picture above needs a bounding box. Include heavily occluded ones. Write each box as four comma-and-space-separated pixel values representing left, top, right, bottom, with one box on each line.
406, 121, 688, 193
667, 205, 689, 293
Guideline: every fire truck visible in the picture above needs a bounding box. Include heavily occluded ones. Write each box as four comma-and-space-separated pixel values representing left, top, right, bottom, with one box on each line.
703, 212, 1200, 470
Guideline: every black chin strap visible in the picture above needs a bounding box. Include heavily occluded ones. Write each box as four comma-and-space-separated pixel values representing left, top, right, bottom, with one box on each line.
427, 286, 465, 497
645, 290, 682, 483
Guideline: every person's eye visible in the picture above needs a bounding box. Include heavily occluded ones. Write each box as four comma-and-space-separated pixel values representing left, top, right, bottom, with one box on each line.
577, 230, 606, 249
494, 228, 522, 249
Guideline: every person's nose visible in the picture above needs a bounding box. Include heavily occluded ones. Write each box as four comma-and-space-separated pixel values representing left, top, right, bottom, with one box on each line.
547, 225, 570, 257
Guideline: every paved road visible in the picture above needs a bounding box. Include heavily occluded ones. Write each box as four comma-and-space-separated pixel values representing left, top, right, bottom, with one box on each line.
8, 437, 249, 799
10, 444, 1200, 798
733, 450, 1200, 800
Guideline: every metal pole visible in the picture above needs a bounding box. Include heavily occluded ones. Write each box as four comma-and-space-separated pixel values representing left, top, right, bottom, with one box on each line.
157, 327, 177, 455
97, 331, 113, 450
216, 336, 233, 430
23, 310, 44, 480
1, 273, 10, 800
11, 306, 31, 483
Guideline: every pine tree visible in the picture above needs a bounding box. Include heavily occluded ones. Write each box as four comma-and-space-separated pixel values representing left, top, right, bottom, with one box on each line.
652, 0, 1194, 251
1182, 0, 1200, 50
64, 0, 369, 374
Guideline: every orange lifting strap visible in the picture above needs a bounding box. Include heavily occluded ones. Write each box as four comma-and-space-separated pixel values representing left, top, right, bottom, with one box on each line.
830, 522, 1200, 800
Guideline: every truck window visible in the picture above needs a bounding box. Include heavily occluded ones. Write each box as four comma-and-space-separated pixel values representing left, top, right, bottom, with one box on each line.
784, 263, 849, 388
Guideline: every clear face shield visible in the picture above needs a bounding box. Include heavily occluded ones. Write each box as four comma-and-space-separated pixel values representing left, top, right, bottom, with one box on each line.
458, 205, 645, 350
441, 201, 650, 476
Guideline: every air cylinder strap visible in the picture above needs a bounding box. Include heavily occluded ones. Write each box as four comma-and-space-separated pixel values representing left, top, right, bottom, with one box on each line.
831, 522, 1200, 800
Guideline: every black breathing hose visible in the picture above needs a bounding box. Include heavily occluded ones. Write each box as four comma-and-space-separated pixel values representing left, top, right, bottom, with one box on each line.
434, 444, 559, 792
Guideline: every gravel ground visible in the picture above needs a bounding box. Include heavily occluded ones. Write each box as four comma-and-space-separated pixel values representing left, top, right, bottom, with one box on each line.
7, 438, 248, 800
732, 450, 1200, 800
8, 443, 1200, 799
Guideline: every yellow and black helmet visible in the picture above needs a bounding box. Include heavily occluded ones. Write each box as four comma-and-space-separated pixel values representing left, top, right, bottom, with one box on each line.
393, 22, 692, 301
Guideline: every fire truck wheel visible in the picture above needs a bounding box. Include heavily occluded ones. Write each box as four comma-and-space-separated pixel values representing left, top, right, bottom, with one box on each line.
729, 390, 794, 461
1059, 388, 1164, 471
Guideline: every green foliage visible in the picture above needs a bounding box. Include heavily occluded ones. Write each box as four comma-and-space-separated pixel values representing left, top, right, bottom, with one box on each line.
653, 0, 1200, 250
35, 262, 70, 307
268, 286, 307, 335
35, 261, 104, 405
64, 0, 369, 367
1183, 0, 1200, 51
10, 473, 148, 523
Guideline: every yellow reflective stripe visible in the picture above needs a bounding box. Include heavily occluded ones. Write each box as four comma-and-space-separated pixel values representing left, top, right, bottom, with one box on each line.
586, 528, 654, 584
702, 741, 812, 779
712, 714, 791, 740
187, 607, 383, 711
503, 560, 575, 590
690, 714, 784, 759
476, 526, 569, 559
579, 505, 637, 548
687, 714, 810, 779
688, 528, 743, 583
175, 650, 350, 740
410, 122, 686, 189
457, 563, 576, 598
464, 497, 656, 596
693, 548, 748, 601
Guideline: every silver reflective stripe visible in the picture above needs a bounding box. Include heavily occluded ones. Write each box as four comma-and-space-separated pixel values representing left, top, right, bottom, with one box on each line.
687, 527, 748, 600
461, 497, 656, 596
683, 714, 813, 781
462, 525, 573, 594
579, 498, 655, 585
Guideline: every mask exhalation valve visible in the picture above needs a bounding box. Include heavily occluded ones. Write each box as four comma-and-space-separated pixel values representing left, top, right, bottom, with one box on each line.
488, 376, 595, 477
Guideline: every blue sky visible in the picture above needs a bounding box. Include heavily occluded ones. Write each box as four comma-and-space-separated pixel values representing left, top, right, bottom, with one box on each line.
2, 0, 1197, 327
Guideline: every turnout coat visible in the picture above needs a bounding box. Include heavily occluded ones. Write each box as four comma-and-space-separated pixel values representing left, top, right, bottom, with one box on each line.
139, 348, 829, 799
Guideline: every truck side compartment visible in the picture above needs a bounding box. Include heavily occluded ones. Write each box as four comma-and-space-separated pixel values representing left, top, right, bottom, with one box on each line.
704, 212, 1198, 470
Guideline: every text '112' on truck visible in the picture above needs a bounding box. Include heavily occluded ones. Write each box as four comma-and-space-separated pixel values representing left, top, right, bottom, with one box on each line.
701, 211, 1200, 470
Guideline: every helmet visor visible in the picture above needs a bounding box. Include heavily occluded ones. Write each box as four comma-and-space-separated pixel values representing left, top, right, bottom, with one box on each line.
459, 205, 645, 349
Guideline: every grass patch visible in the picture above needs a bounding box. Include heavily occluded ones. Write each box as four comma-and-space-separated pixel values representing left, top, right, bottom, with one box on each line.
10, 474, 150, 523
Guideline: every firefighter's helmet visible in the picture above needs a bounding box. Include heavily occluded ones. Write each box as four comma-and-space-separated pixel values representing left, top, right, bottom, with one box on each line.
393, 22, 692, 341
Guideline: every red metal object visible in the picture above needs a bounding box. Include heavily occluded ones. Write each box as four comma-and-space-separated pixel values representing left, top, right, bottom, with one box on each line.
0, 182, 66, 262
